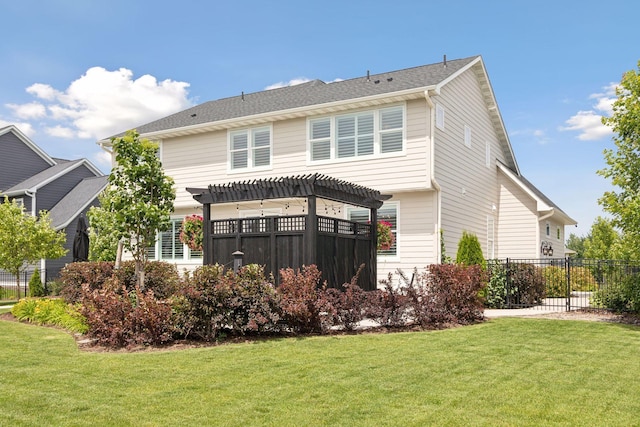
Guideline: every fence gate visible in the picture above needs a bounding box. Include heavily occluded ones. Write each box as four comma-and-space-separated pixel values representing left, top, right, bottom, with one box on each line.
491, 258, 640, 311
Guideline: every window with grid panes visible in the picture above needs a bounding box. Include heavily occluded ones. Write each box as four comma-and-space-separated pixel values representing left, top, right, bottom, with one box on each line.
230, 127, 271, 170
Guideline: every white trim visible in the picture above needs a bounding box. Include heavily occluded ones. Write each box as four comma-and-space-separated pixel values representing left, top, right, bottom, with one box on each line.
306, 103, 406, 165
464, 125, 471, 148
0, 125, 56, 166
227, 124, 273, 173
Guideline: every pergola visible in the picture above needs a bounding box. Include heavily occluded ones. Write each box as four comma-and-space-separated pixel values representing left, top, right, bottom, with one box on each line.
187, 173, 391, 290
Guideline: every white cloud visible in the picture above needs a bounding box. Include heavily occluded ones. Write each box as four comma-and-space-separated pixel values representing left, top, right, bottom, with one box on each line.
92, 149, 113, 171
560, 83, 617, 141
0, 119, 36, 136
9, 66, 193, 141
45, 125, 75, 138
265, 78, 312, 90
5, 102, 47, 119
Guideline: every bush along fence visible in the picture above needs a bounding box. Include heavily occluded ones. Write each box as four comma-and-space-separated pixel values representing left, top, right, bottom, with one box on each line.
15, 261, 485, 349
485, 258, 640, 311
0, 269, 47, 300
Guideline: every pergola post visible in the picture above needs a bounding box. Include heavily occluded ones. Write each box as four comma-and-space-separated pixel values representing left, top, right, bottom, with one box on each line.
304, 196, 317, 266
203, 202, 213, 265
370, 207, 378, 289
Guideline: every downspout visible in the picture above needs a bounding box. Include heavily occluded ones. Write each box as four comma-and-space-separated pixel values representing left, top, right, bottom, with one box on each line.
537, 209, 555, 257
24, 189, 45, 284
424, 89, 442, 263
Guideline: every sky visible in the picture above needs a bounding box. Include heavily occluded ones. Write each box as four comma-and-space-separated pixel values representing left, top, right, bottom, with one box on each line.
1, 0, 638, 239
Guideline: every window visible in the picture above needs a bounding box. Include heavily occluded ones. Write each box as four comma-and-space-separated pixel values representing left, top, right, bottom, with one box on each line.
464, 125, 471, 148
229, 126, 271, 170
485, 141, 491, 168
435, 104, 445, 130
348, 203, 398, 256
546, 222, 550, 237
308, 106, 404, 162
309, 118, 331, 161
152, 218, 202, 262
337, 113, 374, 158
557, 226, 561, 240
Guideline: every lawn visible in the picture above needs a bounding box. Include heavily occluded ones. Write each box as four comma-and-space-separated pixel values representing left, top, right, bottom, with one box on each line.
1, 317, 639, 426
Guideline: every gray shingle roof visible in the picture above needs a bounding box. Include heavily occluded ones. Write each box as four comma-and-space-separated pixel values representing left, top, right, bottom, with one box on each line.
127, 56, 479, 136
49, 175, 108, 229
3, 159, 84, 194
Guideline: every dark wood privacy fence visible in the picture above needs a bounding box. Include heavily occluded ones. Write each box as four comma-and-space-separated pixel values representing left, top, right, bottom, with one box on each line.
188, 174, 393, 291
210, 214, 375, 290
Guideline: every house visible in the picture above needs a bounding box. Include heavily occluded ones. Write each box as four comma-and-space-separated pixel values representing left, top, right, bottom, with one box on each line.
99, 55, 576, 284
0, 125, 108, 281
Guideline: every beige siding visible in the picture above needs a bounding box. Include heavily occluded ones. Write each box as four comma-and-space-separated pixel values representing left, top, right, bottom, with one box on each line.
161, 99, 432, 209
539, 217, 567, 258
434, 66, 508, 260
376, 191, 437, 284
496, 174, 538, 258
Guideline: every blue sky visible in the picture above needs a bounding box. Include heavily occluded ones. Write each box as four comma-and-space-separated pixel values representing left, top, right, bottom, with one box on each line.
1, 0, 638, 239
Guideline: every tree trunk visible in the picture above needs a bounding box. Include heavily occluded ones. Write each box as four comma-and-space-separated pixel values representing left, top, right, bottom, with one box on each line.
135, 260, 145, 291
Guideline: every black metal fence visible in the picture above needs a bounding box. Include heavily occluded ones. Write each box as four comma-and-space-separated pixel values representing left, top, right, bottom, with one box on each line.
486, 258, 640, 311
0, 269, 44, 300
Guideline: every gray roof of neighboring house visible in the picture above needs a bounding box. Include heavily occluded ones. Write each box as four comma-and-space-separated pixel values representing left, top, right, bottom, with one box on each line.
3, 159, 85, 194
125, 56, 479, 136
49, 175, 109, 229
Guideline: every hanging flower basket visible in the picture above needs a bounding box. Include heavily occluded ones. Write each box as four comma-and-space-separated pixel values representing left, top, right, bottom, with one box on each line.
180, 214, 203, 251
375, 220, 394, 251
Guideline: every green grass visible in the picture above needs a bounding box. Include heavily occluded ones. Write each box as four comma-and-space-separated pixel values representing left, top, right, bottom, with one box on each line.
1, 318, 639, 426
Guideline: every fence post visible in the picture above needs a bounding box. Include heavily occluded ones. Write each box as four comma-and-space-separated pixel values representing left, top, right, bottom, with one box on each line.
505, 258, 511, 309
565, 257, 571, 312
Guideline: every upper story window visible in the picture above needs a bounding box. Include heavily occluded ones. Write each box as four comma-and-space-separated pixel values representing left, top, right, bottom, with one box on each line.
546, 222, 550, 237
557, 226, 561, 240
229, 126, 272, 170
464, 125, 472, 148
435, 104, 445, 130
308, 106, 404, 162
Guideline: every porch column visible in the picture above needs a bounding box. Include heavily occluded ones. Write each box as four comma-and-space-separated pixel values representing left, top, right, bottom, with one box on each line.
203, 202, 213, 265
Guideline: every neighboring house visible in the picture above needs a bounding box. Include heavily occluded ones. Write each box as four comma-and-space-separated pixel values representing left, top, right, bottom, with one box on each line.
99, 55, 576, 283
0, 125, 108, 281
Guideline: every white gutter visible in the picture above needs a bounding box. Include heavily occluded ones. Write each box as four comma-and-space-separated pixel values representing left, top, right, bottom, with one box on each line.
424, 89, 442, 263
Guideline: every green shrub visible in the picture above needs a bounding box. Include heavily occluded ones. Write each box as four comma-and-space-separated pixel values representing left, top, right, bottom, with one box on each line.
456, 231, 485, 268
543, 266, 567, 298
592, 273, 640, 313
484, 260, 509, 308
28, 269, 45, 297
569, 267, 597, 292
11, 298, 88, 334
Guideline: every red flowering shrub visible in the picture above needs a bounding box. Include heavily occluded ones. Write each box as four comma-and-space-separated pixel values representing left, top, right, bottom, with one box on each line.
278, 265, 332, 334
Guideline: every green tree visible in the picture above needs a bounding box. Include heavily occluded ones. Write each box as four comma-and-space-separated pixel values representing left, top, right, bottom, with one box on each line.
0, 197, 66, 297
456, 231, 486, 268
599, 60, 640, 254
105, 130, 175, 288
86, 191, 119, 262
566, 233, 586, 258
28, 268, 44, 297
583, 216, 620, 259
